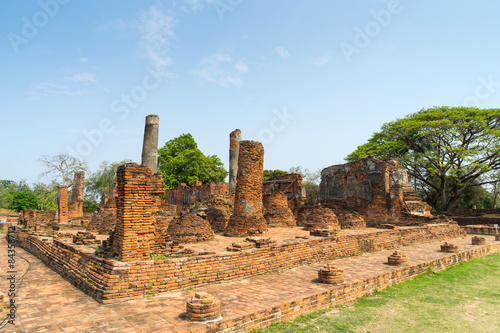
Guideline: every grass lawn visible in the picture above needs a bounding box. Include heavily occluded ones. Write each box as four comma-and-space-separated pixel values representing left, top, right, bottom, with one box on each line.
259, 252, 500, 333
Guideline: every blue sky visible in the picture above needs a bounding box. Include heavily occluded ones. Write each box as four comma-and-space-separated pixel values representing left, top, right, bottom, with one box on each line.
2, 0, 500, 185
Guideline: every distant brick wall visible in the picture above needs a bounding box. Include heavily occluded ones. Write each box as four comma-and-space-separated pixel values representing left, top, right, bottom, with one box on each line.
17, 223, 465, 304
263, 174, 304, 220
165, 182, 229, 212
319, 156, 432, 227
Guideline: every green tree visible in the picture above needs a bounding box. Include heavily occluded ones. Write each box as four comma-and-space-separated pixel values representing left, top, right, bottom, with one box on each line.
85, 160, 131, 204
0, 180, 14, 209
289, 166, 321, 206
9, 191, 38, 211
32, 181, 58, 210
347, 106, 500, 211
158, 133, 228, 189
263, 170, 288, 181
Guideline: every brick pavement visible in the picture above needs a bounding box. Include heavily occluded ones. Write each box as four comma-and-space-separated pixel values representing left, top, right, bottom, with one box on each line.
1, 234, 498, 333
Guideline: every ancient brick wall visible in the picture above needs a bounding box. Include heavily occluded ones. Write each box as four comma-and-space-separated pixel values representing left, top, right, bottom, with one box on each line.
263, 193, 296, 227
441, 209, 500, 226
17, 223, 467, 304
263, 174, 304, 219
225, 141, 267, 237
164, 182, 229, 212
58, 186, 68, 223
112, 163, 164, 261
68, 171, 85, 219
319, 156, 432, 226
20, 209, 55, 227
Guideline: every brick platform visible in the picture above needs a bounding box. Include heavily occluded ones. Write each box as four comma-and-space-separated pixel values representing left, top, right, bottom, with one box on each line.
2, 233, 499, 333
16, 223, 465, 304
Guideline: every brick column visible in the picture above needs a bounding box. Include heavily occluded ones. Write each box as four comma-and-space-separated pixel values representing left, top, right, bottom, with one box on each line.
113, 163, 164, 261
58, 186, 68, 223
228, 129, 241, 195
225, 140, 267, 237
69, 171, 85, 219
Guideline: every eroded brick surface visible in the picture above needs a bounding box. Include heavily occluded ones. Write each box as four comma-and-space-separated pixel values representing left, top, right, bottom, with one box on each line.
319, 156, 432, 227
263, 193, 296, 227
68, 171, 85, 219
166, 213, 214, 243
57, 186, 68, 224
112, 163, 164, 261
225, 141, 267, 237
297, 206, 341, 231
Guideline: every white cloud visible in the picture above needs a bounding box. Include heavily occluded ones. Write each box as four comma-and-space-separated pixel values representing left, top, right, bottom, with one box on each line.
29, 82, 86, 100
235, 60, 249, 74
315, 53, 331, 66
191, 53, 244, 87
64, 72, 97, 84
80, 57, 88, 63
275, 46, 289, 59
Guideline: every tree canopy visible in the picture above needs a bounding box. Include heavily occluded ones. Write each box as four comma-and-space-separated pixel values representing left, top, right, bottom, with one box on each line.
158, 133, 228, 189
263, 170, 288, 181
85, 160, 131, 204
38, 153, 87, 186
346, 106, 500, 211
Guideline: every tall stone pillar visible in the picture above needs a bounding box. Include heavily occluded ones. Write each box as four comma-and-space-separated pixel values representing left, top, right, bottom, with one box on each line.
141, 114, 160, 173
228, 129, 241, 195
58, 186, 68, 223
225, 141, 267, 237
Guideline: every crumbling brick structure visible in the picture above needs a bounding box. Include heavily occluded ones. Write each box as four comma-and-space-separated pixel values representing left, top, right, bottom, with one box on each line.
296, 206, 341, 231
20, 209, 56, 228
225, 141, 267, 237
319, 156, 432, 227
263, 193, 296, 227
191, 196, 233, 233
262, 174, 304, 220
68, 171, 85, 219
57, 186, 68, 223
164, 182, 229, 213
166, 213, 214, 244
112, 163, 164, 261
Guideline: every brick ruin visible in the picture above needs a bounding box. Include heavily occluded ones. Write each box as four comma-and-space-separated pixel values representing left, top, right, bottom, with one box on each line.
166, 213, 214, 243
57, 185, 68, 223
164, 181, 229, 213
112, 163, 164, 261
262, 173, 304, 220
225, 140, 268, 237
229, 129, 241, 195
13, 119, 476, 320
319, 156, 432, 227
263, 193, 296, 227
68, 171, 85, 219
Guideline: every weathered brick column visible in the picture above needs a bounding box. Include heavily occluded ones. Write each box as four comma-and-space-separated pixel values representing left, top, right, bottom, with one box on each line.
388, 250, 408, 266
113, 163, 164, 261
68, 171, 85, 219
186, 292, 221, 322
141, 114, 160, 173
57, 186, 68, 223
225, 140, 267, 237
228, 129, 241, 195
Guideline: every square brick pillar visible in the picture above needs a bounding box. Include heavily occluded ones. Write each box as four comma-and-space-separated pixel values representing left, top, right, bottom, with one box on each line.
58, 186, 68, 223
113, 163, 164, 261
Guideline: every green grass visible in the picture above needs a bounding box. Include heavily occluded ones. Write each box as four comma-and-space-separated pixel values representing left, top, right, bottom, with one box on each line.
0, 230, 7, 234
258, 252, 500, 333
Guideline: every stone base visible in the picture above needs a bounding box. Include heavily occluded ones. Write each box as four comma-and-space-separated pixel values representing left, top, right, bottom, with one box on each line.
440, 242, 459, 253
225, 214, 267, 237
318, 264, 344, 284
186, 292, 221, 322
388, 250, 408, 266
472, 236, 486, 245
